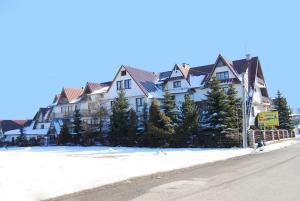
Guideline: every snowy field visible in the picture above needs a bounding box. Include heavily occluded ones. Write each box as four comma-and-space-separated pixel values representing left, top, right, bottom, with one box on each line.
0, 140, 297, 201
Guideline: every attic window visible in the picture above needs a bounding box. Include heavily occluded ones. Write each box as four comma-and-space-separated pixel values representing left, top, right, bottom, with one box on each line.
121, 70, 126, 76
216, 71, 229, 81
173, 81, 181, 88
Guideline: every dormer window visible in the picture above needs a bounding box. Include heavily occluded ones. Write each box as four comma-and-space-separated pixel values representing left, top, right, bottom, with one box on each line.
216, 71, 229, 80
121, 70, 126, 76
173, 81, 181, 88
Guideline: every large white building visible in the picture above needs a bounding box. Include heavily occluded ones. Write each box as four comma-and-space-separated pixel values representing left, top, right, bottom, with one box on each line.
104, 54, 270, 127
2, 54, 271, 142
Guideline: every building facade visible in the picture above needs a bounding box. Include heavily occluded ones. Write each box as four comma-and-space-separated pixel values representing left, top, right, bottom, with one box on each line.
2, 54, 271, 142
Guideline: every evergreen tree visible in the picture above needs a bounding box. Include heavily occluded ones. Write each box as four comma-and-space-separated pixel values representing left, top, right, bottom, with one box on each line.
142, 102, 148, 132
58, 123, 72, 145
145, 99, 165, 147
146, 99, 174, 147
226, 84, 242, 131
97, 106, 108, 134
110, 88, 129, 144
73, 109, 83, 144
162, 89, 177, 123
203, 77, 229, 132
273, 91, 293, 130
148, 99, 161, 127
225, 84, 243, 145
128, 108, 138, 145
174, 94, 199, 147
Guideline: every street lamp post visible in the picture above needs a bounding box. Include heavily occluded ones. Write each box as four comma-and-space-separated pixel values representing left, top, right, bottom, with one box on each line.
242, 72, 248, 148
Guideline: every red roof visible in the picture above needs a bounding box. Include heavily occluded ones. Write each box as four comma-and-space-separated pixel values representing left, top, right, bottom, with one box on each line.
60, 88, 84, 103
0, 120, 32, 133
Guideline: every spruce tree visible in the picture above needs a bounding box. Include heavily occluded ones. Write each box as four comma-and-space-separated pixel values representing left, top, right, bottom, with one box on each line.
174, 94, 199, 147
204, 77, 229, 132
110, 88, 129, 144
97, 106, 108, 134
162, 89, 176, 123
226, 84, 242, 131
142, 102, 148, 133
73, 109, 83, 144
146, 99, 165, 147
59, 123, 72, 145
148, 99, 161, 127
128, 108, 138, 141
273, 91, 293, 130
225, 84, 243, 145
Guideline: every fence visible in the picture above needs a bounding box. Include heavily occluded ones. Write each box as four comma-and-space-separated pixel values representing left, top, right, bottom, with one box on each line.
248, 129, 295, 148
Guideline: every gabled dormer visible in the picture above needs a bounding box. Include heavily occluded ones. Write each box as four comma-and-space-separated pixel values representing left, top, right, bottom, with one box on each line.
207, 54, 240, 84
164, 63, 192, 90
169, 63, 191, 79
52, 94, 60, 105
106, 65, 158, 99
57, 88, 84, 105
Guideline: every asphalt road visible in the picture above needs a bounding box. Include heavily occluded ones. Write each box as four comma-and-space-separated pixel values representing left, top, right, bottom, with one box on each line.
49, 141, 300, 201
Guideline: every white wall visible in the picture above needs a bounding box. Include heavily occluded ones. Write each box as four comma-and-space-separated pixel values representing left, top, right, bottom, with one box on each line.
211, 66, 236, 79
170, 68, 183, 78
105, 67, 145, 100
165, 79, 190, 90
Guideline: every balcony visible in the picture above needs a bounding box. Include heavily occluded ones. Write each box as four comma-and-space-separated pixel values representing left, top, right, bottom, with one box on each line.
256, 77, 266, 88
262, 96, 271, 106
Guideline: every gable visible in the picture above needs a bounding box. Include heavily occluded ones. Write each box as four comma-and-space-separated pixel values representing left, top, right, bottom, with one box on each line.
211, 65, 237, 80
105, 66, 146, 99
57, 90, 69, 104
207, 55, 240, 83
216, 59, 225, 67
170, 65, 184, 78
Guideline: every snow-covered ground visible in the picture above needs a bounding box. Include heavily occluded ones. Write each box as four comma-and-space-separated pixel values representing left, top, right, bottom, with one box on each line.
256, 139, 299, 153
0, 140, 297, 201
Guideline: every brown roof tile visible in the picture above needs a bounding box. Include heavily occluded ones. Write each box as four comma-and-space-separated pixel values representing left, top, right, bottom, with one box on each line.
124, 66, 158, 95
61, 88, 84, 103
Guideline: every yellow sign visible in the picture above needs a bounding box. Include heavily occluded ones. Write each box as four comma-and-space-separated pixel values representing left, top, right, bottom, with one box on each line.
258, 111, 279, 127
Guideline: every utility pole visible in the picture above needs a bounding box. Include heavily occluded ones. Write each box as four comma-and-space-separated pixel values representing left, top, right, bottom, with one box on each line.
242, 72, 248, 148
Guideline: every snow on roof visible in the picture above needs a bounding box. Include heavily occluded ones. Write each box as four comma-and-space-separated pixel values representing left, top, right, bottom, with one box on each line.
168, 88, 189, 94
91, 86, 109, 95
148, 89, 164, 99
189, 75, 205, 88
4, 122, 51, 136
70, 97, 82, 104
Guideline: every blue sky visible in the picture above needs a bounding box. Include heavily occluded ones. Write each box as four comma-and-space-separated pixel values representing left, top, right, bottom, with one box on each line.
0, 0, 299, 119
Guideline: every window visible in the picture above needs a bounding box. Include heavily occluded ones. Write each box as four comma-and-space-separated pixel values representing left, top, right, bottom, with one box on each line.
136, 98, 143, 112
216, 71, 229, 80
124, 79, 131, 89
121, 70, 126, 76
110, 101, 114, 108
117, 81, 123, 90
222, 87, 229, 94
156, 83, 164, 90
173, 81, 181, 88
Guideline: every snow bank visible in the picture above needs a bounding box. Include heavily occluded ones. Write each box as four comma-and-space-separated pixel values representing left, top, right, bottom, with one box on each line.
0, 146, 252, 201
256, 140, 299, 153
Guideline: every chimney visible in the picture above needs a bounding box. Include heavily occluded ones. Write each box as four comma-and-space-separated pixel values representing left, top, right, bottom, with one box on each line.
182, 63, 190, 69
246, 54, 251, 61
